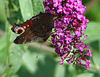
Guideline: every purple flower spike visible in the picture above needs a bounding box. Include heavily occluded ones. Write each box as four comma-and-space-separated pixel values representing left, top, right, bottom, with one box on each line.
43, 0, 92, 70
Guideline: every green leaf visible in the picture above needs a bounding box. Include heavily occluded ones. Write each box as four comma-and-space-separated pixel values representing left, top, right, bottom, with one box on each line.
0, 37, 6, 74
9, 43, 26, 73
7, 26, 28, 74
54, 64, 66, 77
3, 0, 46, 76
68, 64, 77, 77
0, 37, 6, 51
86, 1, 100, 22
77, 73, 94, 77
32, 0, 45, 15
93, 53, 100, 68
0, 0, 6, 24
19, 0, 33, 21
22, 51, 42, 74
2, 22, 27, 76
84, 22, 100, 43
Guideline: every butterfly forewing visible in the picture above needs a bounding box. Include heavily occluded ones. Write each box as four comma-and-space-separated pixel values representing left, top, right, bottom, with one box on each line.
11, 12, 54, 44
30, 13, 54, 38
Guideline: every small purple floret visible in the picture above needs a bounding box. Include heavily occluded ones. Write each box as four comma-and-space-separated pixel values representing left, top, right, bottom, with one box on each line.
43, 0, 92, 70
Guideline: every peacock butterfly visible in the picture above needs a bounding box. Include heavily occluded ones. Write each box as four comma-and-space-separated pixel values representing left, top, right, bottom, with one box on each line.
11, 12, 54, 44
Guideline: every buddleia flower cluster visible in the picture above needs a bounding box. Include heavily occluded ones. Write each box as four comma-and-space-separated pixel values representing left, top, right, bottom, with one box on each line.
43, 0, 92, 70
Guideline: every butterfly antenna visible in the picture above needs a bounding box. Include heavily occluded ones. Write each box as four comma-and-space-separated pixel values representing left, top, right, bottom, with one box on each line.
36, 42, 43, 58
36, 52, 39, 58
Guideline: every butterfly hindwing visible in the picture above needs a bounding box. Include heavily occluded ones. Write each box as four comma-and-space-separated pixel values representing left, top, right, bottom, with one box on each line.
14, 28, 43, 44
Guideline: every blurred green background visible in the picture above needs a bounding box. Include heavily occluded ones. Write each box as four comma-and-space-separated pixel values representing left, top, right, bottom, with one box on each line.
0, 0, 100, 77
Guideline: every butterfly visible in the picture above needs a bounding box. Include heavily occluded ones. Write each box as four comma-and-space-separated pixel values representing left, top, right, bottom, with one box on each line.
11, 12, 54, 44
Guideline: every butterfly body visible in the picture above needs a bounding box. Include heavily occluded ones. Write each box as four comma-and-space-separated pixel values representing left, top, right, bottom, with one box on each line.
11, 12, 54, 44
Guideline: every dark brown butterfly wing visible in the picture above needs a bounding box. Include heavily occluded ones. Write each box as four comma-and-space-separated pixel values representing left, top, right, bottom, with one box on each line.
14, 28, 43, 44
30, 12, 54, 39
13, 12, 54, 44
